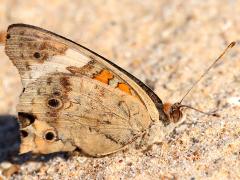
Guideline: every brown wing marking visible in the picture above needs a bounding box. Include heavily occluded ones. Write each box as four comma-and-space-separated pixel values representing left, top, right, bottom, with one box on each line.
17, 73, 152, 156
5, 24, 165, 123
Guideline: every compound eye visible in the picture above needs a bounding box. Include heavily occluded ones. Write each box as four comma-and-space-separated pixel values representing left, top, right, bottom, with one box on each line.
170, 108, 182, 123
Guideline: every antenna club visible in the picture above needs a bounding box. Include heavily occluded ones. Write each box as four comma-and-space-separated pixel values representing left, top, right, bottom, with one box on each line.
229, 41, 236, 48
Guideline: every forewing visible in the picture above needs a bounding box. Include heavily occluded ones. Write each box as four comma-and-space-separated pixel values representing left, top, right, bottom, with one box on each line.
5, 24, 166, 123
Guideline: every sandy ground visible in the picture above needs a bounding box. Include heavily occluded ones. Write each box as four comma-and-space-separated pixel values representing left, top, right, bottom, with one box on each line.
0, 0, 240, 179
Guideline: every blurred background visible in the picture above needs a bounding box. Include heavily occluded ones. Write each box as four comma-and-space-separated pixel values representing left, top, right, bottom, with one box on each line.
0, 0, 240, 179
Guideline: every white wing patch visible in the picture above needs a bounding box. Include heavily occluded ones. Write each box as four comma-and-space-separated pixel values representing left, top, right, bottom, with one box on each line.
22, 48, 91, 87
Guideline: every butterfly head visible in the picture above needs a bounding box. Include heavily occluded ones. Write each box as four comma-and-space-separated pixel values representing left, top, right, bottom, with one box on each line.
161, 42, 236, 123
163, 102, 183, 123
163, 101, 220, 124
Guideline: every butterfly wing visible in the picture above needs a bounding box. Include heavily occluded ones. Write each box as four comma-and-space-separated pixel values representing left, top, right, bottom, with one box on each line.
18, 73, 152, 156
5, 24, 167, 156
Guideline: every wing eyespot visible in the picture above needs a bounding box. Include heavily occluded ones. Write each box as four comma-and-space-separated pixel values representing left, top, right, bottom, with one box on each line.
20, 130, 28, 138
18, 112, 36, 128
44, 131, 56, 141
47, 98, 62, 109
33, 52, 41, 59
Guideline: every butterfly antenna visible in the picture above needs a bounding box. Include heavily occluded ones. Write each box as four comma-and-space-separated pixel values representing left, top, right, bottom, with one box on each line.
179, 41, 236, 104
179, 104, 220, 117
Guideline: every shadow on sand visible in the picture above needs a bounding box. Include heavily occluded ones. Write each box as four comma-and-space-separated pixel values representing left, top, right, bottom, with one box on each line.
0, 115, 69, 164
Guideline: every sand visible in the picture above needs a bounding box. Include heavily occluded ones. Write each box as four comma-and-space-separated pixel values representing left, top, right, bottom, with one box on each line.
0, 0, 240, 179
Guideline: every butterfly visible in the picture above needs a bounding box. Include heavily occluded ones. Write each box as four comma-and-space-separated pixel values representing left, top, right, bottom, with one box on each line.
4, 24, 235, 157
